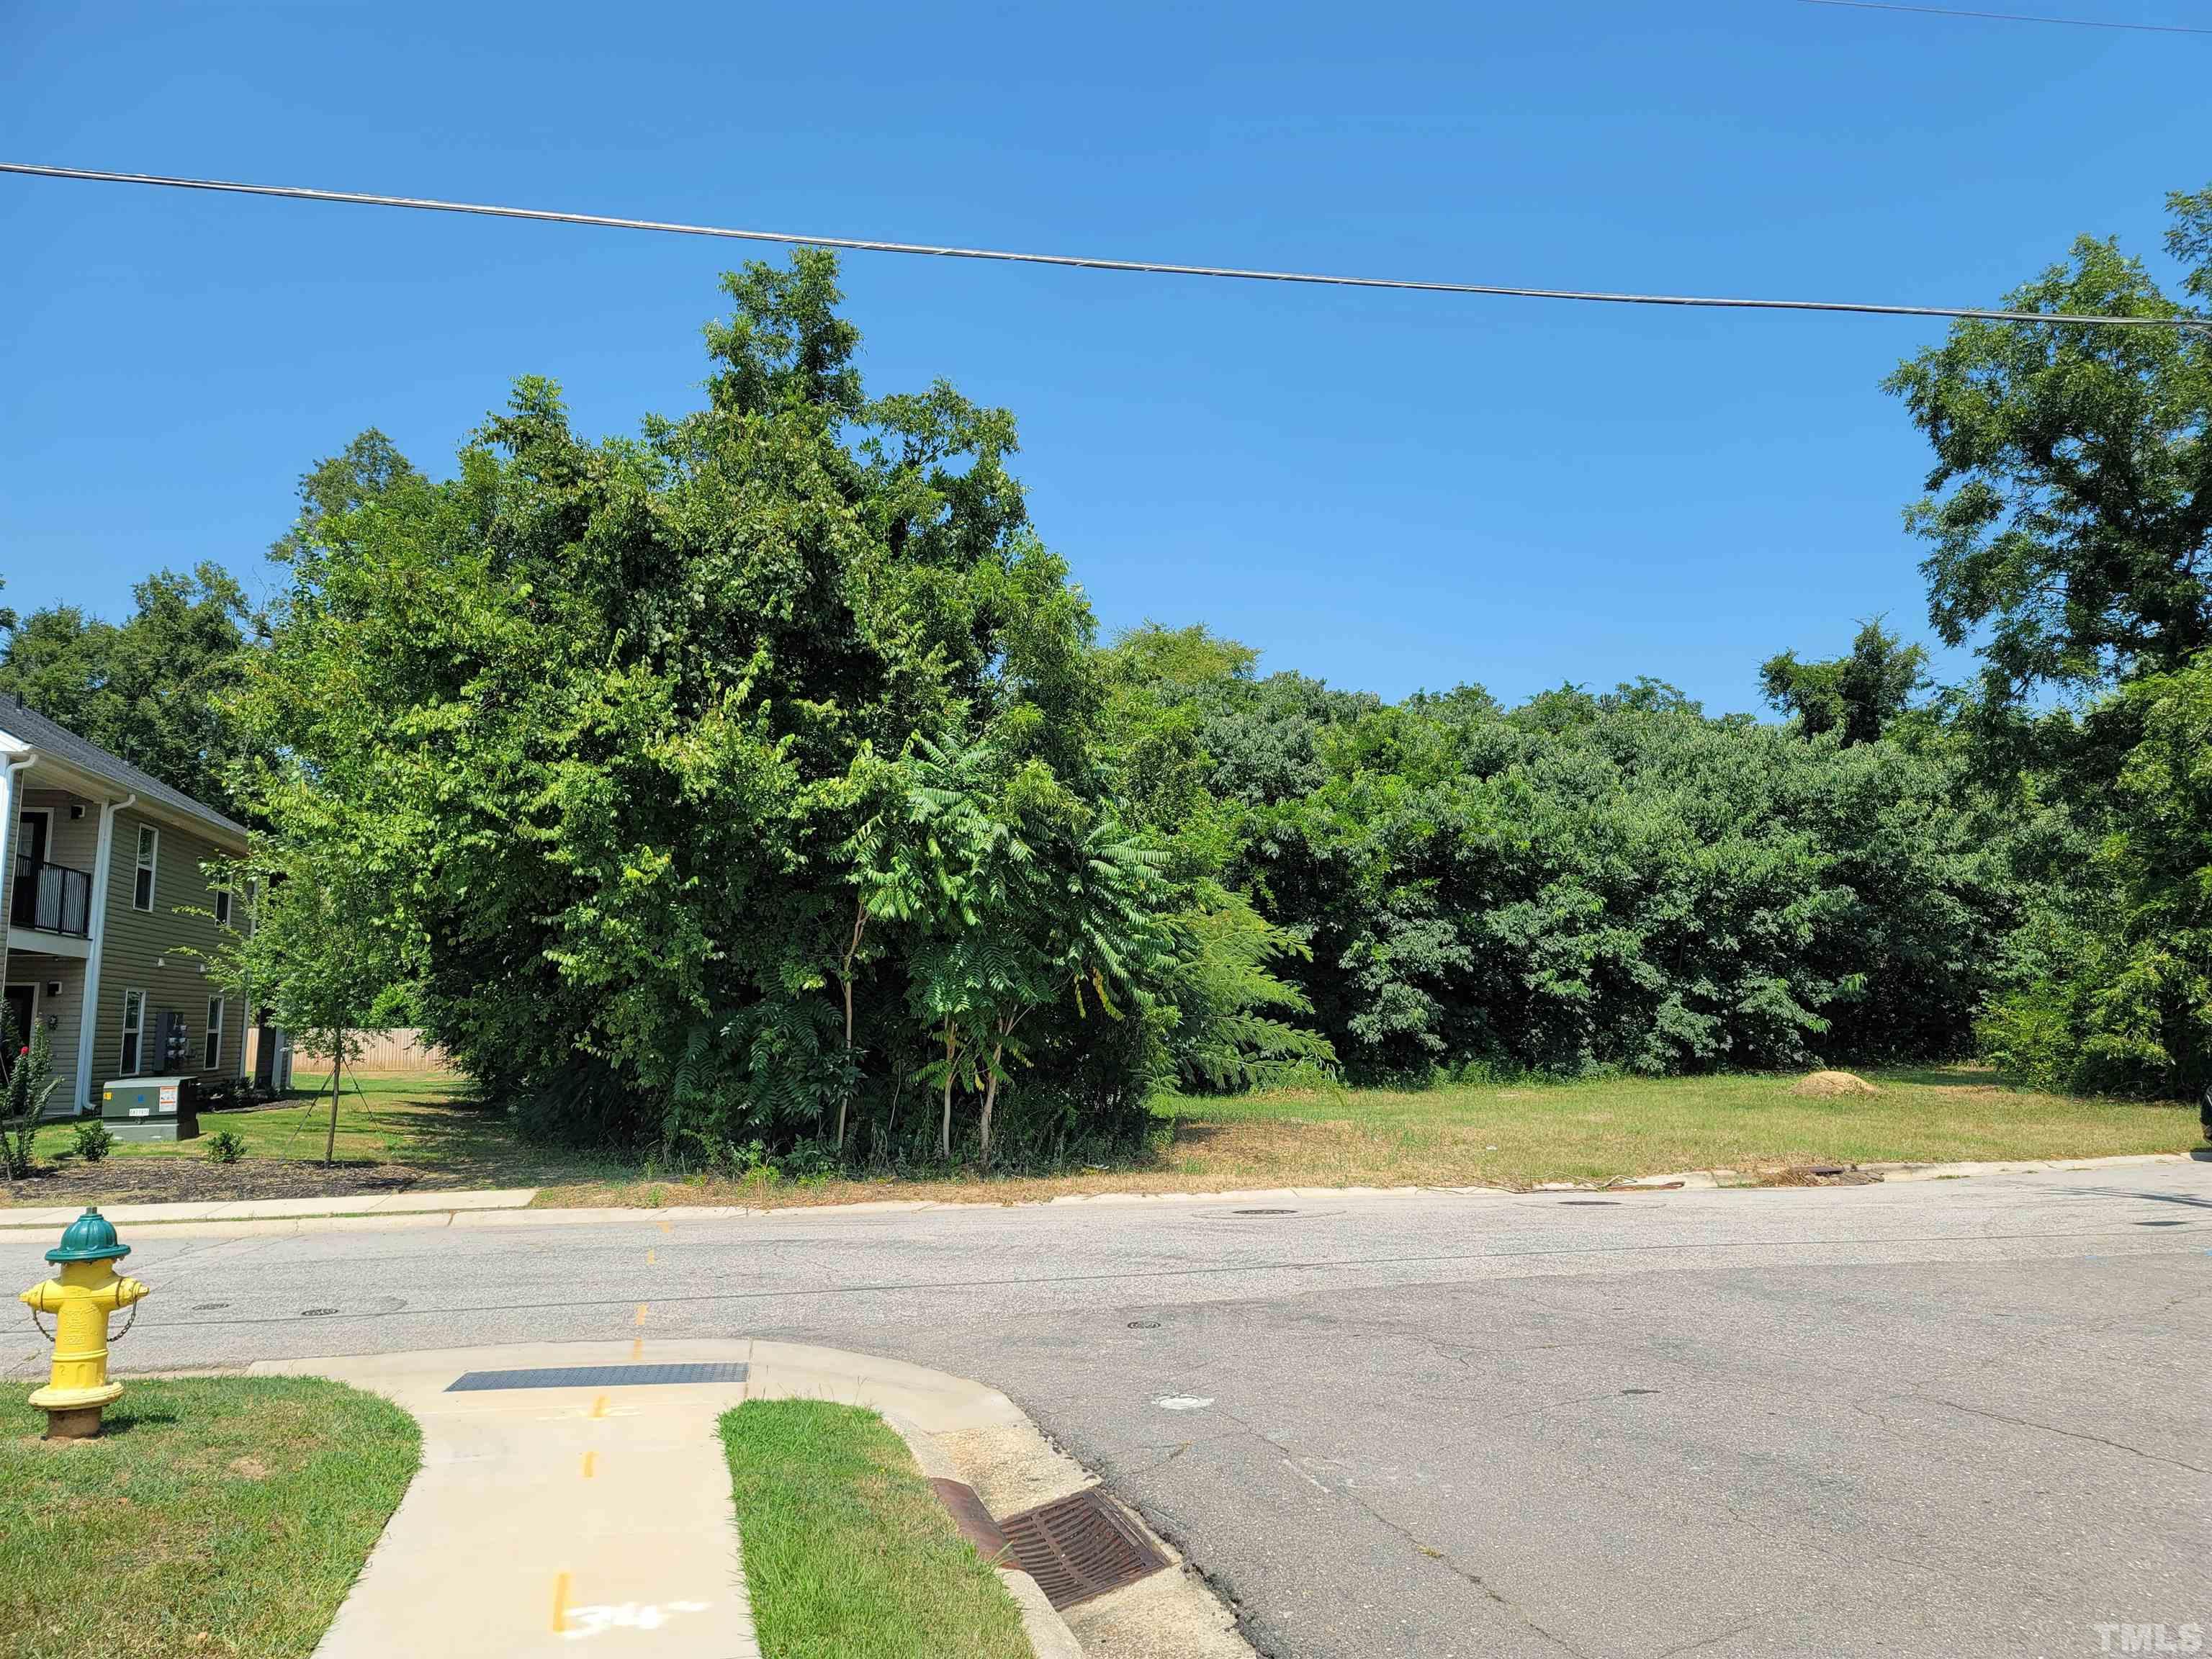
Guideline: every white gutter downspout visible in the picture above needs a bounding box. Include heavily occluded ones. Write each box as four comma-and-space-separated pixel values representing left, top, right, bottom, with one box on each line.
0, 750, 36, 1057
74, 790, 134, 1112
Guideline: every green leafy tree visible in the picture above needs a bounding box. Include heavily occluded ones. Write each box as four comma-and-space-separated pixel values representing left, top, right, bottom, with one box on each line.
1885, 189, 2211, 714
0, 563, 258, 816
233, 253, 1254, 1166
1888, 184, 2212, 1100
1761, 619, 1930, 746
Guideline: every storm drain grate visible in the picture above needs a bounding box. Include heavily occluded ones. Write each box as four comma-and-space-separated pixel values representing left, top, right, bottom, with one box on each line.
445, 1363, 749, 1392
999, 1487, 1170, 1609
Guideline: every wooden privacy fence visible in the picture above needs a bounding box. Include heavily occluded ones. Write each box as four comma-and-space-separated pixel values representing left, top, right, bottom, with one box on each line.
289, 1028, 457, 1076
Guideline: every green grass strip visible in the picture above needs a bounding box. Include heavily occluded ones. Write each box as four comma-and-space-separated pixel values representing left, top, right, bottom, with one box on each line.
1, 1375, 420, 1659
719, 1399, 1031, 1659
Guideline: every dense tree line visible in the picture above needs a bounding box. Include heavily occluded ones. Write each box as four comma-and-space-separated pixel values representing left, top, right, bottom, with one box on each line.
10, 181, 2208, 1159
0, 565, 256, 818
1106, 630, 2004, 1082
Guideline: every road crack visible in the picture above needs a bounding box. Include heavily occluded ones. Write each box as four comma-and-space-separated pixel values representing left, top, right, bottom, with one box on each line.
1905, 1394, 2209, 1473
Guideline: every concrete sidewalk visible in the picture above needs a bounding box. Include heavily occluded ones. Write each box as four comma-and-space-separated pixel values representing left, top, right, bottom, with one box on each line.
259, 1339, 1086, 1659
0, 1187, 537, 1228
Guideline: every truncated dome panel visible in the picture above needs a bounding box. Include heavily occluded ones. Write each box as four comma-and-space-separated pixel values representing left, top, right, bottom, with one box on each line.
998, 1486, 1171, 1609
445, 1363, 749, 1391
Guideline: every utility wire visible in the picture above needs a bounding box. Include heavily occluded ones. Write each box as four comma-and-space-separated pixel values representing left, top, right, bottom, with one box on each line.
4, 160, 2206, 331
1799, 0, 2212, 35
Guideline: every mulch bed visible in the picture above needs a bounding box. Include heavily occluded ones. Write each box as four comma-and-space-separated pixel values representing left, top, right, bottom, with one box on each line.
1, 1159, 462, 1205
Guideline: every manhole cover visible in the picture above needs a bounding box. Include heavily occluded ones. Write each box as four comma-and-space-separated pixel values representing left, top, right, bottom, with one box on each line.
1233, 1208, 1297, 1216
1560, 1200, 1619, 1206
1000, 1488, 1171, 1610
1127, 1320, 1161, 1329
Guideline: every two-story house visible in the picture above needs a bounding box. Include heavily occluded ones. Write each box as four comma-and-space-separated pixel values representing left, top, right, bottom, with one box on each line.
0, 698, 251, 1114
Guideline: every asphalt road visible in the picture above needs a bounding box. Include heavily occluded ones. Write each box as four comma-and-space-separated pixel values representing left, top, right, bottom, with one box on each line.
9, 1165, 2208, 1658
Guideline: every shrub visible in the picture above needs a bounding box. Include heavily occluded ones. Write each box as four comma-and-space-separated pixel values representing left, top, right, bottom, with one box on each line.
71, 1122, 113, 1164
204, 1130, 246, 1164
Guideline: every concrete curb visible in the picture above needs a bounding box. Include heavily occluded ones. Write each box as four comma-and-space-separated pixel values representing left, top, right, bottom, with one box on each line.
1640, 1150, 2197, 1190
4, 1151, 2194, 1237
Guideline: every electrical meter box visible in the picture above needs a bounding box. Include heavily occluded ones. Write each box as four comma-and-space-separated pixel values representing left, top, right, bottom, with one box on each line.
102, 1076, 199, 1143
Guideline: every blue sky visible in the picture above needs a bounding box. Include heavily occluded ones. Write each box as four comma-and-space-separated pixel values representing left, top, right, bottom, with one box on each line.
2, 1, 2203, 713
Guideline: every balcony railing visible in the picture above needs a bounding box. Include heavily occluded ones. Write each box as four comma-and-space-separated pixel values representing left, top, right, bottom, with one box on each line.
10, 855, 93, 939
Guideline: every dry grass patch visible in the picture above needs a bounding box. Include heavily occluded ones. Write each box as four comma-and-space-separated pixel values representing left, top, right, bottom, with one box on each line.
1788, 1069, 1881, 1098
538, 1066, 2198, 1209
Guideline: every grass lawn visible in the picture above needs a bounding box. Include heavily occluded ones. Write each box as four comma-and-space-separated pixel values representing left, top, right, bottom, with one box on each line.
7, 1074, 626, 1203
12, 1065, 2199, 1212
27, 1072, 603, 1184
719, 1401, 1030, 1659
543, 1066, 2201, 1208
0, 1376, 419, 1659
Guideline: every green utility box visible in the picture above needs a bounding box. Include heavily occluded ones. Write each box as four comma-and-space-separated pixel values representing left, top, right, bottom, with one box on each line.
101, 1076, 199, 1143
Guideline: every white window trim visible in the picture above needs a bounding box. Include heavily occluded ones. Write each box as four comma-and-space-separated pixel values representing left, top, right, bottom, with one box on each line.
133, 825, 159, 913
214, 882, 232, 927
204, 996, 225, 1071
119, 988, 145, 1076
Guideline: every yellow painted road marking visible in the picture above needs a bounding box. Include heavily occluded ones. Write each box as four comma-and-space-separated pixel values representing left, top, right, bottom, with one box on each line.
590, 1395, 609, 1420
581, 1450, 596, 1480
631, 1336, 644, 1362
552, 1571, 571, 1633
647, 1248, 656, 1265
635, 1302, 649, 1326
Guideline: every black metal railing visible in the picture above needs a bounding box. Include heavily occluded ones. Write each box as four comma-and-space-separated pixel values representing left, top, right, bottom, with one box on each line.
10, 855, 92, 938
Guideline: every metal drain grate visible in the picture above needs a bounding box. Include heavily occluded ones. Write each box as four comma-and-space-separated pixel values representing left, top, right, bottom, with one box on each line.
445, 1363, 749, 1392
1000, 1487, 1170, 1609
1232, 1208, 1297, 1215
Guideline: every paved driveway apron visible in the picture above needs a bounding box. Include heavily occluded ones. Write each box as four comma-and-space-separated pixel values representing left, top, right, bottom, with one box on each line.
9, 1164, 2207, 1658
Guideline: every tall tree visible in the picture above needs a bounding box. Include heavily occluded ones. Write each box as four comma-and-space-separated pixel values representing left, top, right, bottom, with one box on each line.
0, 563, 257, 816
1760, 619, 1930, 746
233, 253, 1228, 1164
1889, 184, 2212, 1100
1885, 190, 2211, 714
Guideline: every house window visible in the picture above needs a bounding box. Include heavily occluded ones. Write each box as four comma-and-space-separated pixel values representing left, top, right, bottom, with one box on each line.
120, 989, 145, 1076
133, 826, 158, 912
214, 882, 232, 927
204, 996, 225, 1071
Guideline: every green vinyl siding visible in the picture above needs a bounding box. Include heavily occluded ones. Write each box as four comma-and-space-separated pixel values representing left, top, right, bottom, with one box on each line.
89, 808, 246, 1092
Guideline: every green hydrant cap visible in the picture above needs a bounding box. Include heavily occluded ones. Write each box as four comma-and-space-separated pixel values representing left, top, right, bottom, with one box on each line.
47, 1206, 130, 1264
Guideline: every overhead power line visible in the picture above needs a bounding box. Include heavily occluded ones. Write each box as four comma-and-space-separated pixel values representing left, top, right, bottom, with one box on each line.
3, 160, 2205, 332
1799, 0, 2212, 35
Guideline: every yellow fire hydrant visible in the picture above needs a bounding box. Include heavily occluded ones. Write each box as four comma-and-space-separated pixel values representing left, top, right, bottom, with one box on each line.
20, 1207, 149, 1439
